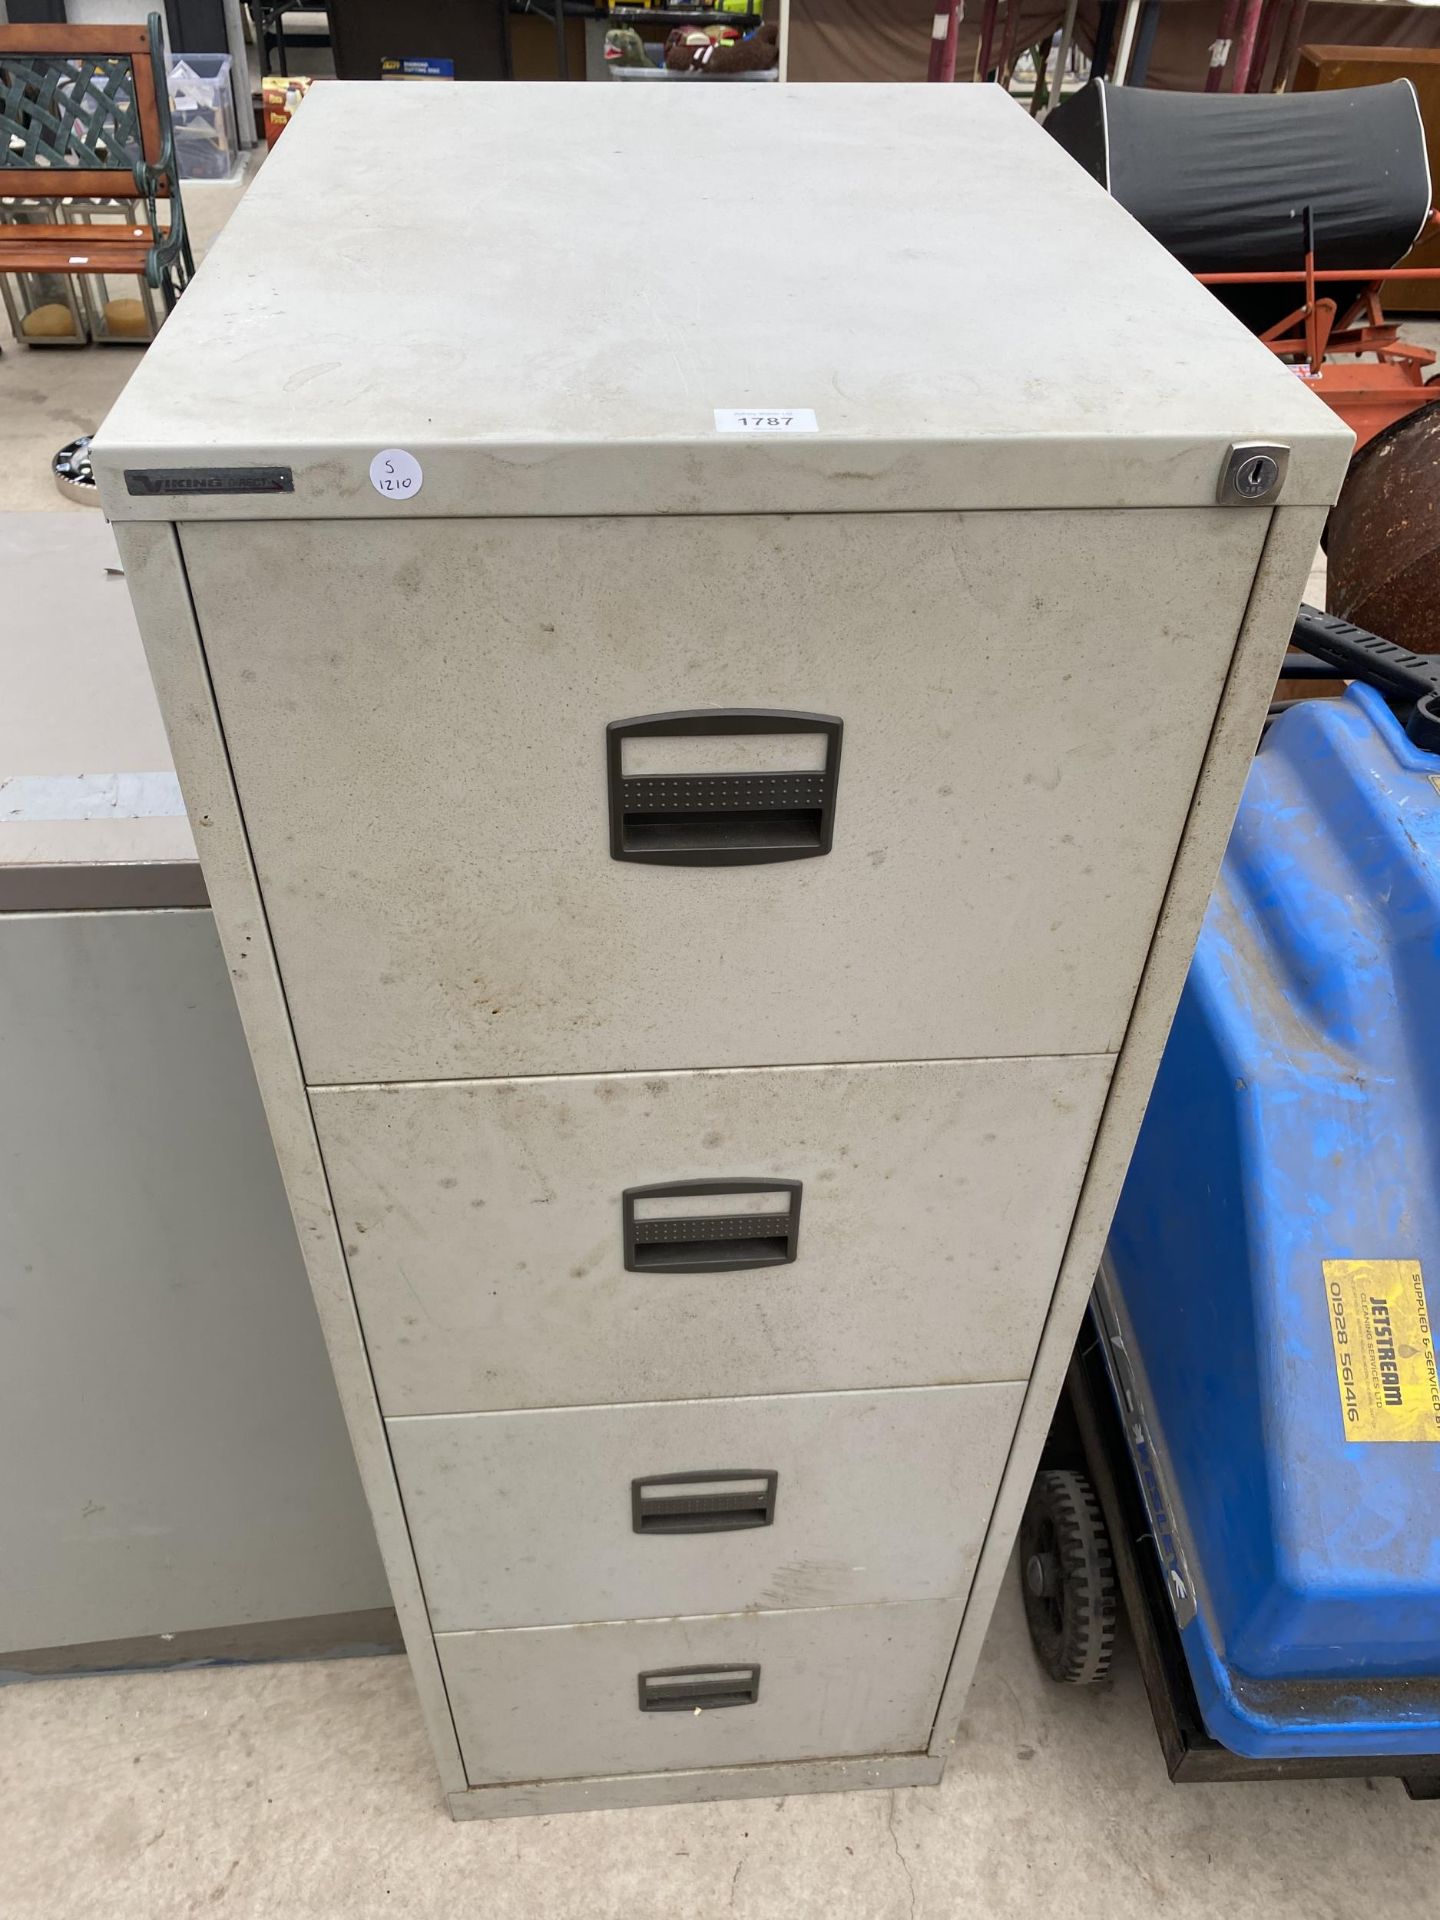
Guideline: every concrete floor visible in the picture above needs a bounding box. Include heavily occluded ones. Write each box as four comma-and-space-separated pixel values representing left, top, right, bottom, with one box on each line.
3, 1581, 1436, 1920
6, 119, 1440, 1920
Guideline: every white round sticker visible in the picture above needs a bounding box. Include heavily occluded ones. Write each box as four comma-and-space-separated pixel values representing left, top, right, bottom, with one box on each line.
369, 448, 423, 501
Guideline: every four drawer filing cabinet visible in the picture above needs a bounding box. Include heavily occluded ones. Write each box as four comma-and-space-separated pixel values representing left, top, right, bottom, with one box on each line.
96, 83, 1351, 1816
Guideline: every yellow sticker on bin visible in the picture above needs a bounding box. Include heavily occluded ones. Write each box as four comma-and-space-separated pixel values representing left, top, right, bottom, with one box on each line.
1324, 1259, 1440, 1442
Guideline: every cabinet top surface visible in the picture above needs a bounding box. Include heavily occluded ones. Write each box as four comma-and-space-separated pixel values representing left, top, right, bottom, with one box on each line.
94, 83, 1349, 519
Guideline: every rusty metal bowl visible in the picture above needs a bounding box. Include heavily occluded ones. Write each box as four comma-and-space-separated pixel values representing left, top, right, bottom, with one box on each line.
1327, 400, 1440, 652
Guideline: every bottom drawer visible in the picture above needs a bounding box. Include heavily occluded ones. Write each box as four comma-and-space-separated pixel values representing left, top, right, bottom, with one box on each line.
438, 1599, 961, 1787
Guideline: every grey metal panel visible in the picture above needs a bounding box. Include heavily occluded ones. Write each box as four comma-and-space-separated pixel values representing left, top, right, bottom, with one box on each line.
0, 908, 390, 1653
438, 1600, 963, 1786
389, 1383, 1021, 1631
181, 508, 1267, 1083
447, 1752, 946, 1820
91, 85, 1350, 521
312, 1056, 1112, 1415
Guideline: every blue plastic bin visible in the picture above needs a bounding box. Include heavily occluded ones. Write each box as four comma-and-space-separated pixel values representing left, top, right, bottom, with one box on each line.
1103, 680, 1440, 1760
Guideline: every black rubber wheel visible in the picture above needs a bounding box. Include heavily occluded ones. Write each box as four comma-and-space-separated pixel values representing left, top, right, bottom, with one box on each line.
1019, 1468, 1117, 1684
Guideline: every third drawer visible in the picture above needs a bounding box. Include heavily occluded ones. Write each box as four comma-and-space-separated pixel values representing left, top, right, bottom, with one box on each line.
388, 1382, 1023, 1631
312, 1054, 1113, 1416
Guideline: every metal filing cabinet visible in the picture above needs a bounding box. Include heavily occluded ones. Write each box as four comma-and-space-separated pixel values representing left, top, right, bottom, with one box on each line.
94, 82, 1351, 1817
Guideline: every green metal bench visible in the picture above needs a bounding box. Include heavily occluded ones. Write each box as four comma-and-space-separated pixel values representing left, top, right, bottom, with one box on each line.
0, 11, 193, 317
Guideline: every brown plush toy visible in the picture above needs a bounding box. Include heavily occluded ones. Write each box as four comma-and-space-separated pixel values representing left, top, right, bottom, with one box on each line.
664, 19, 780, 73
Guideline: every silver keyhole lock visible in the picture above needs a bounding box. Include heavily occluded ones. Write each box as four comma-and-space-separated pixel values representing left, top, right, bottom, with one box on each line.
1217, 441, 1289, 505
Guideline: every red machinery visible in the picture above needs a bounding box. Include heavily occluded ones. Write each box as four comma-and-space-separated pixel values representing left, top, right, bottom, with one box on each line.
1197, 210, 1440, 449
1048, 78, 1440, 449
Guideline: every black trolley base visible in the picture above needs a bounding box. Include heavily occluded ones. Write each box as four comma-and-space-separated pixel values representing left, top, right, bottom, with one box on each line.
1045, 1306, 1440, 1802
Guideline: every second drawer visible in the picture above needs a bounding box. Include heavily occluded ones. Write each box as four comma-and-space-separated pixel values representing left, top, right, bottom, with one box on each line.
389, 1382, 1022, 1631
313, 1054, 1112, 1415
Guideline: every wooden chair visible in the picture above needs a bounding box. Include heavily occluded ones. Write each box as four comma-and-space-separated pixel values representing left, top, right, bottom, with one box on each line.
0, 12, 194, 319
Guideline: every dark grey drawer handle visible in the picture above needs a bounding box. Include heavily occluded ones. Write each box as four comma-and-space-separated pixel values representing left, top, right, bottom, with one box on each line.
623, 1178, 801, 1275
606, 709, 842, 866
638, 1665, 761, 1712
632, 1469, 779, 1535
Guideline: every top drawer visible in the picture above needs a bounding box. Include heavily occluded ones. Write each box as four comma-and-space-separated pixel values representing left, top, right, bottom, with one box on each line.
180, 509, 1265, 1084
